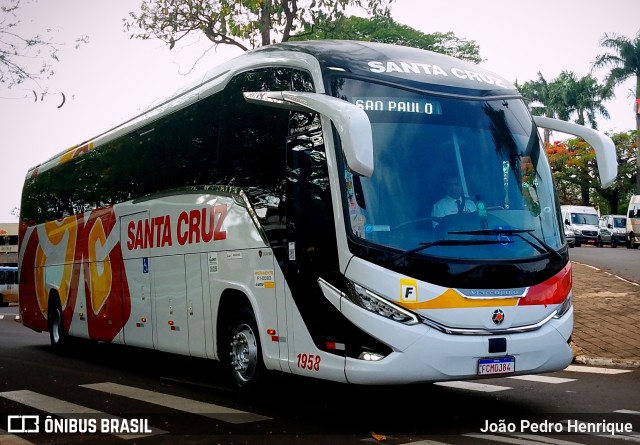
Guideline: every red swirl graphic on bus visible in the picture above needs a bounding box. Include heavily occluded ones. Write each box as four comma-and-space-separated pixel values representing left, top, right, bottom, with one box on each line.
19, 207, 131, 341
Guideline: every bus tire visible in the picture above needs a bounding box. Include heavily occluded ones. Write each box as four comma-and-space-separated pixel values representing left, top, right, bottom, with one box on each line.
48, 296, 68, 351
227, 307, 265, 391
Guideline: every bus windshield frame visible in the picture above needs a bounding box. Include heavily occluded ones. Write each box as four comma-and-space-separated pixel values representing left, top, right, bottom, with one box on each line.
330, 76, 564, 270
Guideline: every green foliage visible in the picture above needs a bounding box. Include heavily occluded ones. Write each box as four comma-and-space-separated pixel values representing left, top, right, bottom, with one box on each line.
517, 71, 611, 128
126, 0, 394, 51
553, 71, 612, 129
594, 31, 640, 194
289, 15, 482, 63
606, 130, 639, 212
594, 32, 640, 94
516, 72, 568, 145
547, 130, 637, 213
516, 73, 562, 118
518, 70, 612, 162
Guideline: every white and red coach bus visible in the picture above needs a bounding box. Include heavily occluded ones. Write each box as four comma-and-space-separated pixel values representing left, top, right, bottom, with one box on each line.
19, 40, 617, 390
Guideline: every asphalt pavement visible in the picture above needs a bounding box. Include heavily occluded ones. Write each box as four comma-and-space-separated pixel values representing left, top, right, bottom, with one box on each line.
571, 260, 640, 368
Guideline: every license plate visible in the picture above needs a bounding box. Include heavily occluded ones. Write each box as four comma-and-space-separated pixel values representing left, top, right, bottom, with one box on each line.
477, 357, 515, 376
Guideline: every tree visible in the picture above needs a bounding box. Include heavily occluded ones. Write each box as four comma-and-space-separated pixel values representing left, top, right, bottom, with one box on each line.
546, 139, 595, 206
517, 72, 570, 145
519, 70, 613, 206
603, 130, 640, 213
289, 15, 481, 63
593, 31, 640, 194
554, 71, 612, 129
0, 0, 87, 105
547, 130, 637, 213
126, 0, 393, 52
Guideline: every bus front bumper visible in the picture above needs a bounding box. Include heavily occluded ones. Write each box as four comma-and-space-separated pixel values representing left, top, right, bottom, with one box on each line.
342, 308, 573, 385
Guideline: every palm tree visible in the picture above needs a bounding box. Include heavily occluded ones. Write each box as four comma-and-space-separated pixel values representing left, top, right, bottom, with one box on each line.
554, 71, 612, 129
517, 72, 570, 145
561, 73, 613, 205
593, 31, 640, 193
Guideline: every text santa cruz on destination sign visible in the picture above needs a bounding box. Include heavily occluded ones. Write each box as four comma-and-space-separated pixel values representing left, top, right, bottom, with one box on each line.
366, 61, 510, 89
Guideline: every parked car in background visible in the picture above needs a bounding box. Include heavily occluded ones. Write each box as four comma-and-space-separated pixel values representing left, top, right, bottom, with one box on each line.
597, 214, 627, 248
561, 205, 599, 247
564, 225, 575, 248
627, 195, 640, 249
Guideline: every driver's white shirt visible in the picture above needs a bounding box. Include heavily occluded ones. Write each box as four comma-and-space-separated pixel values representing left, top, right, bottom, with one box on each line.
431, 195, 477, 218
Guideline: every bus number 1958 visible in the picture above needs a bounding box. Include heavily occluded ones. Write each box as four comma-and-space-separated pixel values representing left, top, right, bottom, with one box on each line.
296, 353, 321, 371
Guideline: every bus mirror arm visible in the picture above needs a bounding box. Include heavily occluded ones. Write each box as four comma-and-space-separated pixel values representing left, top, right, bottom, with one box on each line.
243, 91, 374, 177
533, 116, 617, 188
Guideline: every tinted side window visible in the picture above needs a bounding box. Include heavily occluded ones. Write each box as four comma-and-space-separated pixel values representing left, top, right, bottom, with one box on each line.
20, 68, 313, 225
125, 103, 219, 197
219, 68, 291, 197
21, 99, 221, 225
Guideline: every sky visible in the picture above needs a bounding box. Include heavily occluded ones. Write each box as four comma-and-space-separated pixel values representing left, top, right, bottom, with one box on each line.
1, 0, 638, 222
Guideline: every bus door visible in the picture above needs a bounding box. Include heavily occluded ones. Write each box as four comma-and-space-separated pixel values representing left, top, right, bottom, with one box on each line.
119, 211, 153, 348
281, 120, 347, 381
184, 252, 207, 358
149, 214, 206, 356
153, 253, 189, 355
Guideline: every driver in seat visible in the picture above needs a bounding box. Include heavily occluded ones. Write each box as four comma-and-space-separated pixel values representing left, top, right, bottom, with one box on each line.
431, 176, 477, 219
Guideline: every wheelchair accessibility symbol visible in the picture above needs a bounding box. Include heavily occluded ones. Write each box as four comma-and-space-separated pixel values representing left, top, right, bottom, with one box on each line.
143, 257, 148, 273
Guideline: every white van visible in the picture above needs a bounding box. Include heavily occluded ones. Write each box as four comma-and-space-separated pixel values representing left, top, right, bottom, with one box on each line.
597, 214, 627, 248
627, 195, 640, 249
561, 205, 599, 247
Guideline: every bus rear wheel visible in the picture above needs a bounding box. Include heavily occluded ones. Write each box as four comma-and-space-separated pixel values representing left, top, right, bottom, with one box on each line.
48, 297, 68, 350
227, 307, 265, 391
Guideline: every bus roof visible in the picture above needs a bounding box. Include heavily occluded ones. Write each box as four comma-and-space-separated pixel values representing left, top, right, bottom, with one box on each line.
255, 40, 516, 93
26, 40, 518, 179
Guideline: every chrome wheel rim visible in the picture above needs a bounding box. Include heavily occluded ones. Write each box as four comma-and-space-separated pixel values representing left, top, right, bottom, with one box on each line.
230, 323, 258, 382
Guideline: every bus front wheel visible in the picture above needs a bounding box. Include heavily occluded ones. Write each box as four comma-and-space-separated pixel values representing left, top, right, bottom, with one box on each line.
227, 307, 265, 391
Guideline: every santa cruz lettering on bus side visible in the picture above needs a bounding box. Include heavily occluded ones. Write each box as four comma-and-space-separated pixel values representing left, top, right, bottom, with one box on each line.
177, 204, 227, 245
126, 204, 227, 250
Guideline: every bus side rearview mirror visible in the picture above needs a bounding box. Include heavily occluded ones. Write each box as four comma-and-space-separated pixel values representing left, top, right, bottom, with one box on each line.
243, 91, 374, 177
533, 116, 617, 188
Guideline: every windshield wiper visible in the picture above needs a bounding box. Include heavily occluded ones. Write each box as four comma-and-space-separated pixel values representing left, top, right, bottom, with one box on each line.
388, 239, 511, 263
448, 228, 563, 261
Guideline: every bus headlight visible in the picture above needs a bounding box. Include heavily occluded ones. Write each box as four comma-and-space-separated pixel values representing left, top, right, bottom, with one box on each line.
345, 280, 419, 325
553, 291, 572, 319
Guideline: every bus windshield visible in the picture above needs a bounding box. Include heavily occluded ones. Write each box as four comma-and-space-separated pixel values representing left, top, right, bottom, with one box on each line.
333, 77, 563, 261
